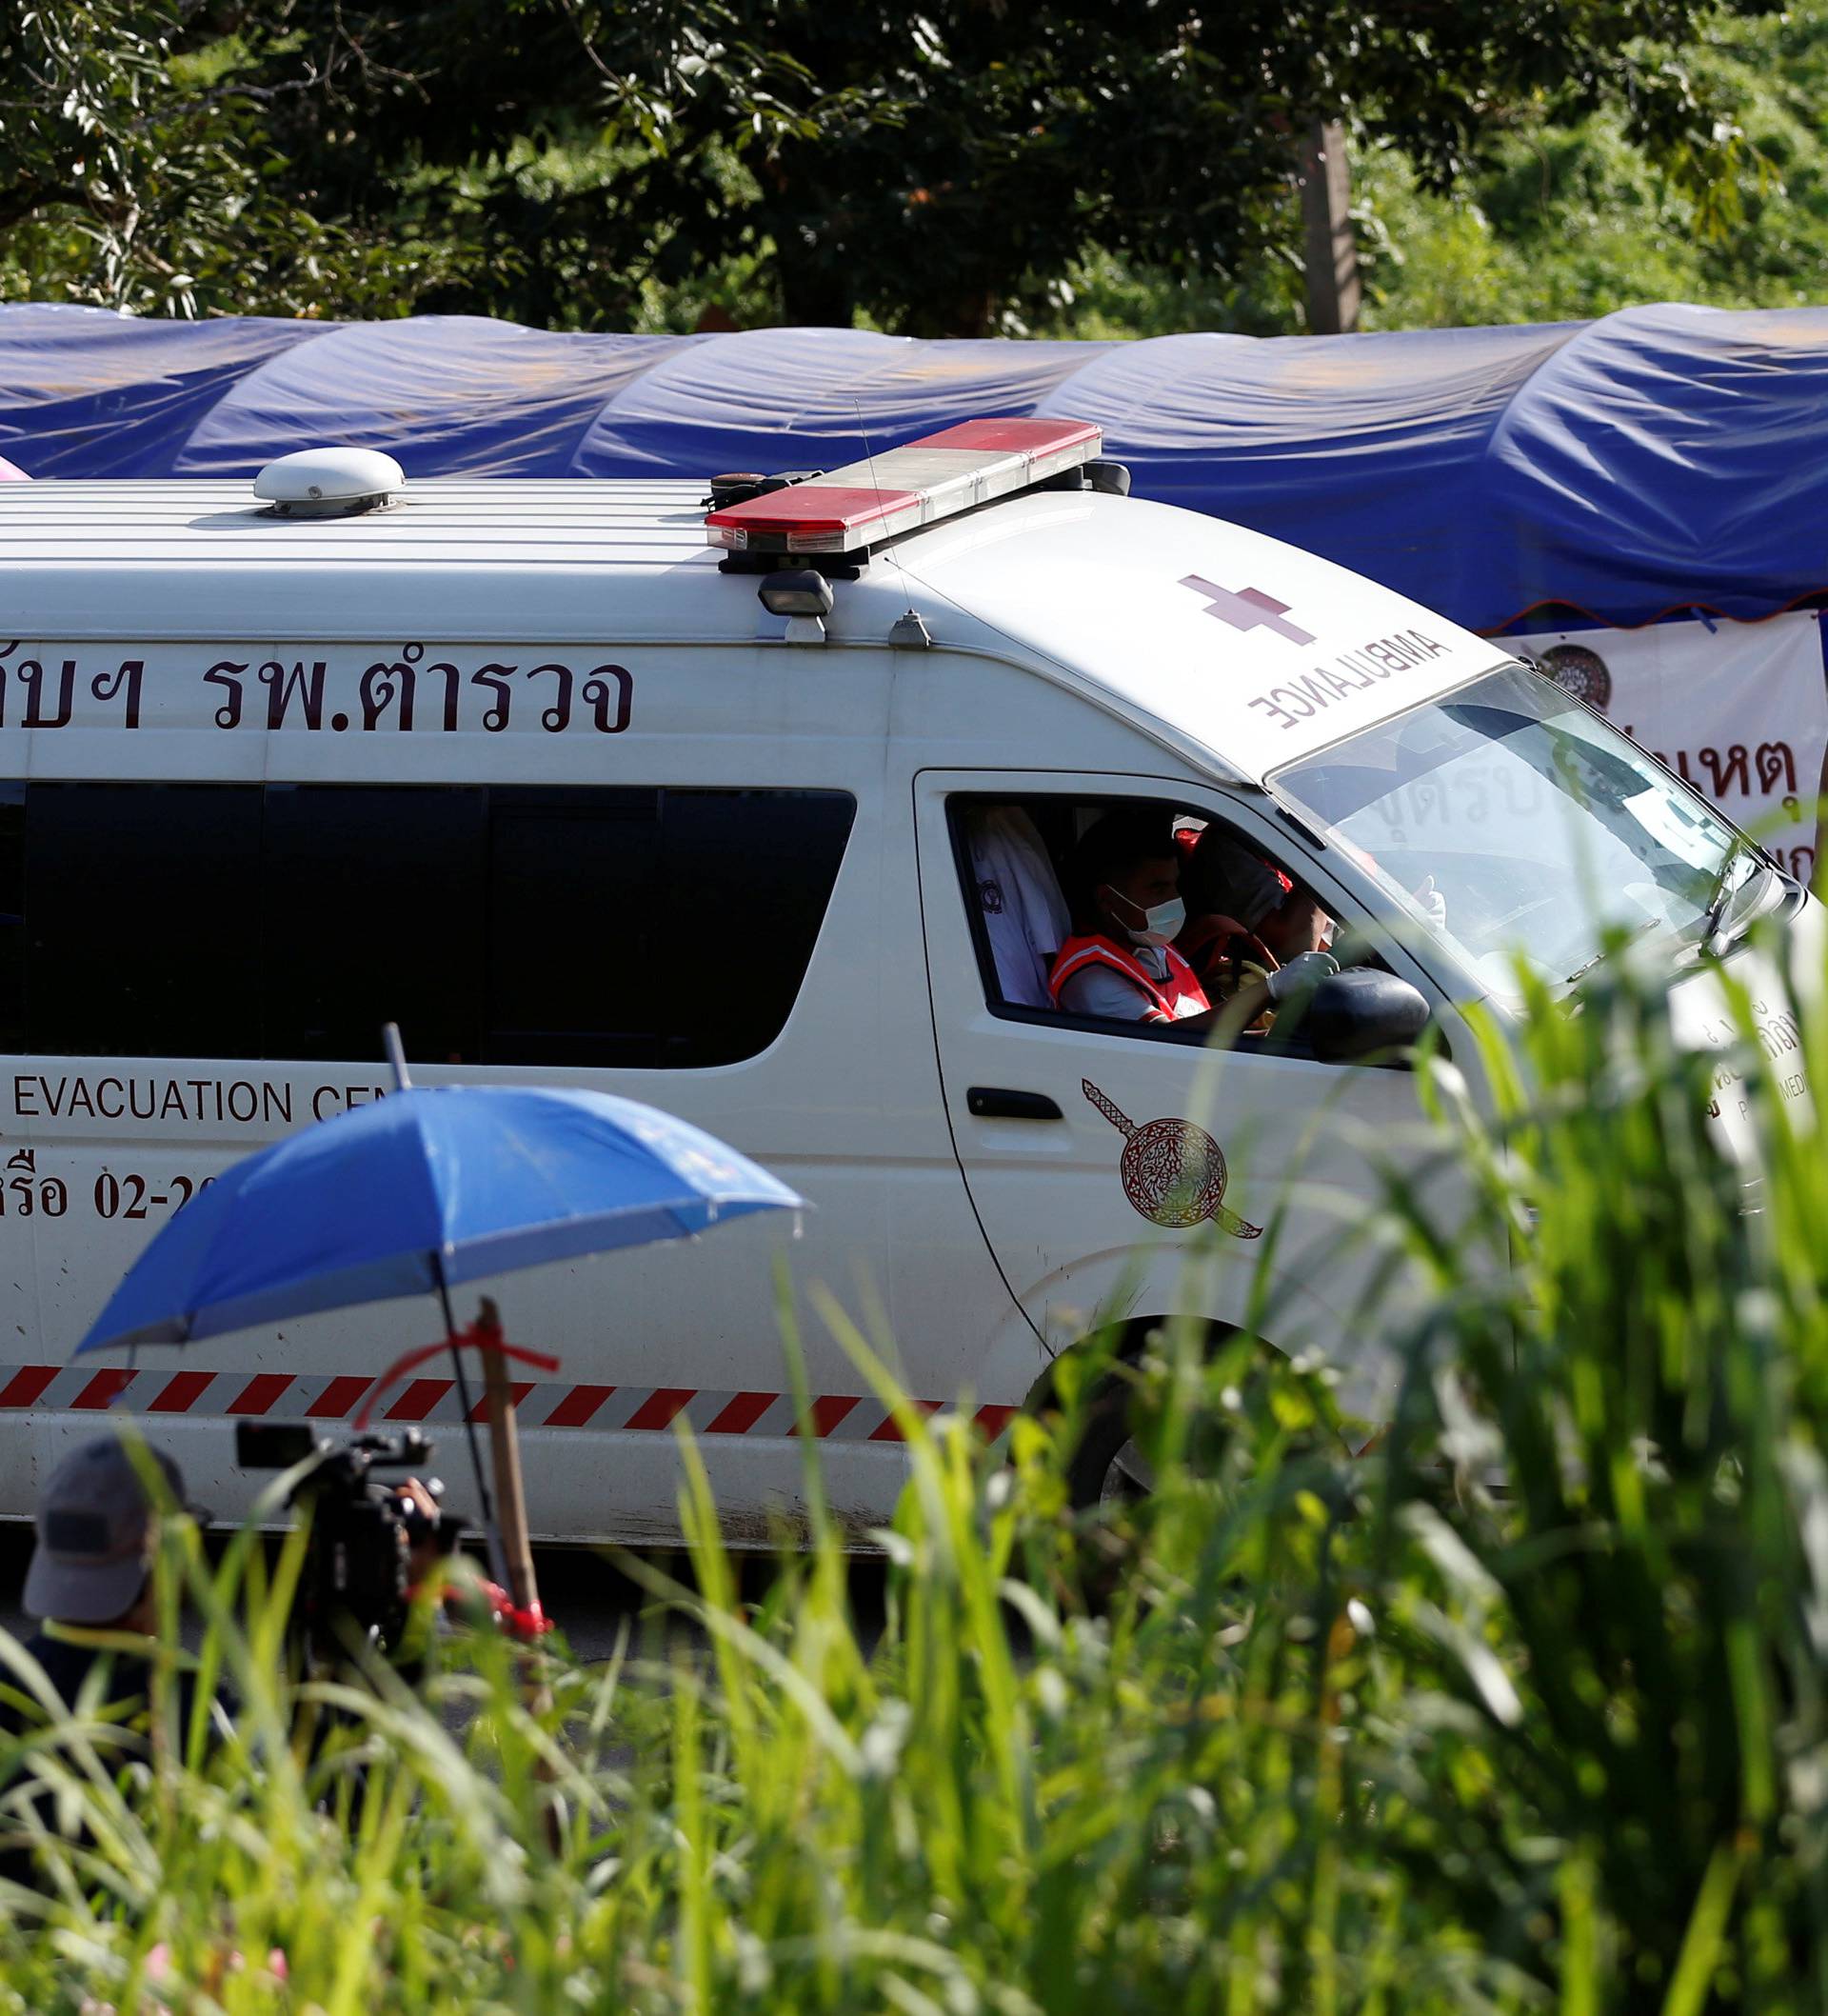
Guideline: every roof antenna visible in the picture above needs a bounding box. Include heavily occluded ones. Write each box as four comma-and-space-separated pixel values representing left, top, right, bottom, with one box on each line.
855, 398, 932, 649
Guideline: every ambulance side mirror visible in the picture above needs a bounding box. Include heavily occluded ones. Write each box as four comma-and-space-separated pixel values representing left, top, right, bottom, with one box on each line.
1300, 968, 1432, 1065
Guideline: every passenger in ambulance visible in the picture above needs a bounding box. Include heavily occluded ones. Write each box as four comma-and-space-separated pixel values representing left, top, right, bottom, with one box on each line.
964, 804, 1072, 1008
1050, 811, 1336, 1031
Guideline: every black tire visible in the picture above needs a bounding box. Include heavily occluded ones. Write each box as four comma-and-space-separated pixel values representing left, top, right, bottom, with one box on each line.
1061, 1332, 1329, 1512
1063, 1372, 1154, 1510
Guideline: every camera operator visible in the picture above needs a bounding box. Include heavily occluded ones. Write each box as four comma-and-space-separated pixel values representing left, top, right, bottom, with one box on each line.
4, 1436, 226, 1725
0, 1428, 466, 1894
0, 1435, 231, 1887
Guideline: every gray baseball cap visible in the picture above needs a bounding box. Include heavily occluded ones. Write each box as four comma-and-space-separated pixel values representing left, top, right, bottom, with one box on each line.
23, 1436, 190, 1625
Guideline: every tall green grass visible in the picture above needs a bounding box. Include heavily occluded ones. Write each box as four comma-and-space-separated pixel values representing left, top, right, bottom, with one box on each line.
2, 920, 1826, 2012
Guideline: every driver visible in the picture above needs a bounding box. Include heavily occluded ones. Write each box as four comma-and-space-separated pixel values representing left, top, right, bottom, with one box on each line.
1180, 822, 1332, 967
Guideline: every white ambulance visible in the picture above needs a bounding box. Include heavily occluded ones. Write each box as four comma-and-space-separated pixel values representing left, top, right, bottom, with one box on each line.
0, 420, 1804, 1540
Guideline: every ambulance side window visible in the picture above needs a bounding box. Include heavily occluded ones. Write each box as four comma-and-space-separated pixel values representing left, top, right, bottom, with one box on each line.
262, 785, 483, 1063
950, 794, 1333, 1042
6, 781, 854, 1068
27, 782, 265, 1059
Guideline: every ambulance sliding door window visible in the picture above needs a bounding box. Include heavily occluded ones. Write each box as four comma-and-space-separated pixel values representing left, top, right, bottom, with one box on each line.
487, 788, 855, 1068
6, 782, 854, 1068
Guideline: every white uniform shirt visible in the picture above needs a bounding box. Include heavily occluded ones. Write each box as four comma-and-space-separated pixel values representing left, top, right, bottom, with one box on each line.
965, 807, 1071, 1008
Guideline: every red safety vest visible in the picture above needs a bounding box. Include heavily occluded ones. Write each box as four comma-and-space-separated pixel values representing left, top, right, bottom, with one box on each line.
1048, 934, 1211, 1024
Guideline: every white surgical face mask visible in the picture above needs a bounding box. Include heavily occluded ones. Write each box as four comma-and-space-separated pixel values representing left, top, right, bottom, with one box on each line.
1105, 887, 1185, 949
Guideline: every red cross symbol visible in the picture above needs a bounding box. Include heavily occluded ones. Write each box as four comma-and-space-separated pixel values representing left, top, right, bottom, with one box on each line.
1180, 574, 1315, 646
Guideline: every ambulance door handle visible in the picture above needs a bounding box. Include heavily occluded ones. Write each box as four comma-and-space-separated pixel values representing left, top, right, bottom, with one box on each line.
966, 1087, 1063, 1121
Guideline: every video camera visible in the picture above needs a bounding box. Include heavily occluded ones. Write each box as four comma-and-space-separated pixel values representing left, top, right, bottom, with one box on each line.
236, 1421, 462, 1661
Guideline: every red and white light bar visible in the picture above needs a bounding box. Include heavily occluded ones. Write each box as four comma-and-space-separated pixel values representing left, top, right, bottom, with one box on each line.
705, 417, 1103, 555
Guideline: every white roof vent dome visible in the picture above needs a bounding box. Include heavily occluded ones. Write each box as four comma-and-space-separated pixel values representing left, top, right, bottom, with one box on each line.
253, 446, 404, 518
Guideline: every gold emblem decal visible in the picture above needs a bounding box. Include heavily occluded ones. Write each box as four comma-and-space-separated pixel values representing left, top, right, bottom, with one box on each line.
1083, 1080, 1262, 1239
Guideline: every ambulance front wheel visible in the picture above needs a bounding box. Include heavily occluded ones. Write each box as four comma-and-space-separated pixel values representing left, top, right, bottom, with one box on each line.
1063, 1374, 1157, 1509
1060, 1334, 1347, 1513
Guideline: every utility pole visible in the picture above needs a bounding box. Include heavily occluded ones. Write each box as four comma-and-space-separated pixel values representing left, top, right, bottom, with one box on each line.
1299, 118, 1361, 335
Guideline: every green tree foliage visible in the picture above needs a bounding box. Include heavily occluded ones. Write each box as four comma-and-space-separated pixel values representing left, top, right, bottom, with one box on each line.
0, 3, 486, 317
1357, 3, 1828, 329
0, 0, 1786, 331
1054, 4, 1828, 337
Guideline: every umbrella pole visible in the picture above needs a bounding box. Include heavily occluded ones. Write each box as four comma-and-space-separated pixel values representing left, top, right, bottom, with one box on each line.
384, 1028, 506, 1581
434, 1265, 507, 1584
472, 1293, 560, 1853
472, 1296, 543, 1629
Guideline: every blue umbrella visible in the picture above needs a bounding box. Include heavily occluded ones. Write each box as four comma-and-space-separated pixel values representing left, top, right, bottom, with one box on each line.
73, 1051, 804, 1607
76, 1081, 804, 1356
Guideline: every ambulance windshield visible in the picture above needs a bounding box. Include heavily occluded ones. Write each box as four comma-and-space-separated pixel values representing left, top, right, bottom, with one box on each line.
1273, 660, 1765, 1000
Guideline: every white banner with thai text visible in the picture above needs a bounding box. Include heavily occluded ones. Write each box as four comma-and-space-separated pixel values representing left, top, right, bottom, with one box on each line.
1513, 611, 1826, 886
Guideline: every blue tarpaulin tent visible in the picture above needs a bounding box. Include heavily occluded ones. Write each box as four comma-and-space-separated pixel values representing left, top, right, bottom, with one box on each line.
3, 299, 1827, 633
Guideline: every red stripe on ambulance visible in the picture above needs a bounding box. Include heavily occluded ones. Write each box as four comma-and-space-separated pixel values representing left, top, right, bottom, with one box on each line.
791, 1394, 859, 1438
149, 1370, 213, 1413
72, 1367, 136, 1409
386, 1378, 453, 1423
623, 1387, 694, 1433
228, 1373, 293, 1414
308, 1375, 372, 1419
705, 1391, 777, 1435
542, 1384, 615, 1429
467, 1382, 534, 1424
0, 1366, 57, 1409
869, 1399, 943, 1443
